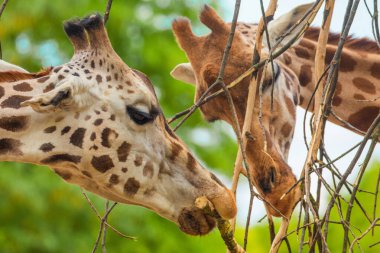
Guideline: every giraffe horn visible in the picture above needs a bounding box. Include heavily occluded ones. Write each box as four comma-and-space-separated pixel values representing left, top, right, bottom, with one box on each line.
199, 5, 228, 34
172, 17, 201, 52
80, 13, 112, 50
63, 19, 89, 52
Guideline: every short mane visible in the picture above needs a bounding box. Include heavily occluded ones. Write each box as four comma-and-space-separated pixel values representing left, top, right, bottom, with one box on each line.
0, 67, 53, 83
305, 27, 379, 54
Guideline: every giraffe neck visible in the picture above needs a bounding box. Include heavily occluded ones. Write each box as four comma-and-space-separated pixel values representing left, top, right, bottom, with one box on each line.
279, 27, 380, 133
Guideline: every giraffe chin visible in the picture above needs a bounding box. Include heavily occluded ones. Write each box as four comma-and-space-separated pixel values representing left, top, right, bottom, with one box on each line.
178, 207, 216, 236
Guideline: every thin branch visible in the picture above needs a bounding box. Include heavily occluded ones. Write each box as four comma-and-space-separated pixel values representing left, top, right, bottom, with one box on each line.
0, 0, 10, 59
104, 0, 113, 24
349, 218, 380, 253
81, 190, 136, 241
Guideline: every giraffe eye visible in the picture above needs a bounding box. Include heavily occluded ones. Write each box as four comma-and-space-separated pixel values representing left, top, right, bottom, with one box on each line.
126, 106, 155, 125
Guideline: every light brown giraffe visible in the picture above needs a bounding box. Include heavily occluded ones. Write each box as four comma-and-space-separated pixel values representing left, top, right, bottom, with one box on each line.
170, 4, 379, 251
0, 14, 237, 236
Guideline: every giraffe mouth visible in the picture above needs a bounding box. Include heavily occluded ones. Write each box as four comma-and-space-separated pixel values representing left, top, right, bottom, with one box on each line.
178, 207, 216, 235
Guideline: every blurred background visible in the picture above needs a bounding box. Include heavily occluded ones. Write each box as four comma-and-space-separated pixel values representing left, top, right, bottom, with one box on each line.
0, 0, 379, 252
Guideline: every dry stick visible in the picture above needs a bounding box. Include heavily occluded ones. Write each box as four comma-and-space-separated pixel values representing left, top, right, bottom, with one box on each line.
104, 0, 113, 24
373, 169, 380, 236
313, 5, 335, 249
322, 113, 380, 243
92, 201, 119, 253
102, 201, 110, 253
342, 125, 380, 253
349, 218, 380, 253
299, 1, 335, 251
81, 190, 136, 241
320, 0, 362, 246
369, 240, 380, 248
372, 0, 380, 47
0, 0, 10, 59
232, 0, 278, 250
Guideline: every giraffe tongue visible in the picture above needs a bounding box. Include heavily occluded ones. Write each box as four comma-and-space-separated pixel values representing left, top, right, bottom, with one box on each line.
207, 188, 237, 220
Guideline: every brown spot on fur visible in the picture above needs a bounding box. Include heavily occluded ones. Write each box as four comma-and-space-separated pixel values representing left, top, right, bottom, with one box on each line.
299, 95, 304, 105
348, 106, 380, 131
43, 83, 55, 93
122, 167, 128, 173
44, 126, 56, 133
332, 96, 342, 106
0, 138, 23, 156
101, 128, 118, 148
13, 82, 33, 92
352, 77, 375, 94
96, 75, 102, 83
124, 177, 140, 196
39, 143, 55, 152
37, 76, 50, 83
70, 128, 86, 148
281, 123, 292, 137
159, 161, 172, 177
93, 119, 103, 126
53, 66, 62, 73
91, 60, 95, 69
41, 154, 81, 164
134, 155, 143, 166
0, 115, 30, 132
0, 86, 4, 99
143, 162, 154, 178
333, 81, 342, 96
90, 132, 96, 141
109, 174, 119, 185
117, 141, 131, 162
285, 96, 296, 119
1, 95, 31, 109
81, 170, 92, 178
294, 47, 310, 59
91, 155, 114, 173
299, 65, 312, 87
370, 62, 380, 79
353, 93, 365, 100
54, 169, 72, 180
61, 126, 71, 135
210, 172, 225, 188
325, 47, 357, 72
169, 142, 182, 161
186, 152, 197, 173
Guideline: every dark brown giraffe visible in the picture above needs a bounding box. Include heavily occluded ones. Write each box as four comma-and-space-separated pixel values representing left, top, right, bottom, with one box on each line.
170, 4, 379, 251
0, 14, 237, 236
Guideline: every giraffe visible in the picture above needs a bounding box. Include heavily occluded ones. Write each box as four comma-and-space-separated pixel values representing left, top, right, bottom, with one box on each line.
170, 3, 379, 251
0, 13, 238, 236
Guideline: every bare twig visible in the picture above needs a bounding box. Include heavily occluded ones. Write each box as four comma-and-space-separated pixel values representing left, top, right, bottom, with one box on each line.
81, 190, 136, 241
0, 0, 10, 59
349, 218, 380, 252
104, 0, 113, 24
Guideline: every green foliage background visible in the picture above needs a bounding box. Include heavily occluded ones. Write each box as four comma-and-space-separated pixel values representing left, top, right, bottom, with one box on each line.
0, 1, 379, 252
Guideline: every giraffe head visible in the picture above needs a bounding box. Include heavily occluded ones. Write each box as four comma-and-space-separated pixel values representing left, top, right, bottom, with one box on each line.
170, 5, 314, 217
0, 14, 237, 235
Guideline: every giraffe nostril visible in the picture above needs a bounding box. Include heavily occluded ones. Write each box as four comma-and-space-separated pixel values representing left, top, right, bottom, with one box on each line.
269, 166, 276, 184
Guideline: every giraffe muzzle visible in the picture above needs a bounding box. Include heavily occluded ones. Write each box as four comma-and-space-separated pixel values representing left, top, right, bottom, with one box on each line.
178, 207, 216, 235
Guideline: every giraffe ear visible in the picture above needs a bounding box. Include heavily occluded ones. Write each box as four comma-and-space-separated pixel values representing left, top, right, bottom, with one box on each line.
170, 63, 196, 86
263, 3, 313, 49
